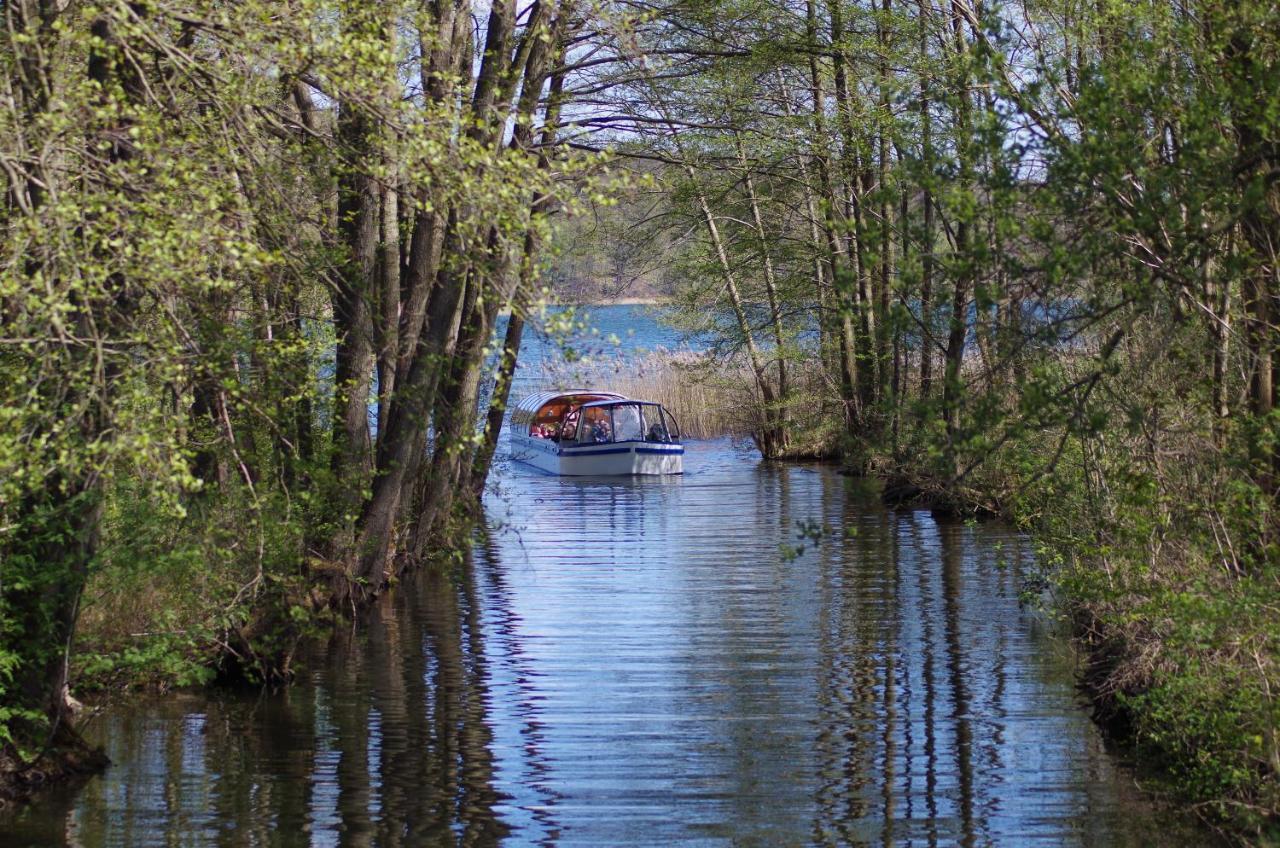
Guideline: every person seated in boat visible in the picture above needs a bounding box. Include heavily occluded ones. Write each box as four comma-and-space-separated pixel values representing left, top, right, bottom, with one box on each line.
612, 404, 645, 443
646, 420, 670, 443
592, 418, 611, 443
559, 408, 580, 442
578, 407, 611, 443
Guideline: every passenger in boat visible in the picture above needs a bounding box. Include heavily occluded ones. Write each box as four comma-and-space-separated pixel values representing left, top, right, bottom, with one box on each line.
612, 404, 645, 443
646, 420, 670, 443
592, 418, 611, 443
559, 408, 580, 442
579, 407, 611, 443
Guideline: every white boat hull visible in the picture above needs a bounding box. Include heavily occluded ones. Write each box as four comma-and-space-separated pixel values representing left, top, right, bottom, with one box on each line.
511, 434, 683, 476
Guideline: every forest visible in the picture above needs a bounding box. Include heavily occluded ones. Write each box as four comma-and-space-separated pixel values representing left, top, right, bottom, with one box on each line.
1, 0, 1277, 840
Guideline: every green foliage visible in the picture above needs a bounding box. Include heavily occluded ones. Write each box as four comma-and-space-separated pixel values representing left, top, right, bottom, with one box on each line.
2, 0, 604, 767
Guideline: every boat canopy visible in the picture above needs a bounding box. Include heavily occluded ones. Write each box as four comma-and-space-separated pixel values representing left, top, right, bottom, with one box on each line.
570, 399, 681, 444
511, 390, 626, 433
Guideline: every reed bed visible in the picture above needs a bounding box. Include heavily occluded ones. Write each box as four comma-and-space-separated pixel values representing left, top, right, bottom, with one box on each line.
537, 349, 751, 439
535, 348, 839, 447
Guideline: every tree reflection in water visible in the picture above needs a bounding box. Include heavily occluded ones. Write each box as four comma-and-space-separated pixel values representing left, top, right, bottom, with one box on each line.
0, 443, 1218, 847
3, 560, 514, 848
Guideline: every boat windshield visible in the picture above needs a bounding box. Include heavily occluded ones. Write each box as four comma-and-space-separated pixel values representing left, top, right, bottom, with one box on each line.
578, 405, 612, 443
568, 402, 680, 444
642, 404, 680, 443
613, 404, 645, 442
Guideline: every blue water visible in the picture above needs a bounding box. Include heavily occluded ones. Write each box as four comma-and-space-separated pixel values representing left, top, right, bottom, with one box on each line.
496, 303, 698, 389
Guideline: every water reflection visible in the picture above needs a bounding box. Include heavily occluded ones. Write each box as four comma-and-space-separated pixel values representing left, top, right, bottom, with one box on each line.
1, 440, 1212, 846
3, 566, 513, 847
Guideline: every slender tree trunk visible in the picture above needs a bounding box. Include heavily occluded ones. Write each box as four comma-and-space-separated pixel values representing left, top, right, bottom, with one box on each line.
1208, 251, 1231, 432
376, 183, 400, 443
736, 134, 790, 448
876, 0, 895, 401
687, 165, 780, 456
471, 306, 524, 496
918, 0, 936, 399
778, 75, 834, 378
810, 0, 861, 439
829, 0, 878, 420
1227, 27, 1278, 495
942, 0, 975, 477
330, 4, 387, 514
471, 27, 572, 495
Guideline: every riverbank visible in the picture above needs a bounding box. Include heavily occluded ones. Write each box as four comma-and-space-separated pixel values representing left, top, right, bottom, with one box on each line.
0, 481, 483, 809
869, 426, 1280, 843
0, 736, 107, 810
614, 345, 1278, 841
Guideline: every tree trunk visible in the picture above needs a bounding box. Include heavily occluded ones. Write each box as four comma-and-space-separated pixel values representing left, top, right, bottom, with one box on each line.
376, 183, 401, 443
5, 4, 146, 761
809, 0, 861, 439
690, 171, 780, 457
876, 0, 895, 402
918, 0, 936, 399
942, 0, 974, 477
471, 306, 525, 497
829, 0, 878, 422
330, 4, 387, 516
736, 134, 790, 449
470, 14, 570, 495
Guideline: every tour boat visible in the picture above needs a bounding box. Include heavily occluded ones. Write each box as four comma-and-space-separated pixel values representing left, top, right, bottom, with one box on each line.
510, 390, 684, 475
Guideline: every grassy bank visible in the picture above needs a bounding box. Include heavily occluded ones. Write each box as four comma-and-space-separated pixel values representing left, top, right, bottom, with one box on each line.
1013, 440, 1280, 843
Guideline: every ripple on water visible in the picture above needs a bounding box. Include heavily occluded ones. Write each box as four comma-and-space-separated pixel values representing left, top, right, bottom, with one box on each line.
0, 437, 1215, 847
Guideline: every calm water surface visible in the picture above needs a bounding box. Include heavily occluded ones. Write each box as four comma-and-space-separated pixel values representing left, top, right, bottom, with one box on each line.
1, 307, 1211, 846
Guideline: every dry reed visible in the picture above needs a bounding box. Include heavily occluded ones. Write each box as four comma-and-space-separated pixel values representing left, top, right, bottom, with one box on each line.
535, 349, 752, 439
534, 348, 837, 445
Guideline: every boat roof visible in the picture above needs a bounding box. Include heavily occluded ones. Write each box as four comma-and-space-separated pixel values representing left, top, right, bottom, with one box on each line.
513, 389, 627, 416
581, 398, 664, 408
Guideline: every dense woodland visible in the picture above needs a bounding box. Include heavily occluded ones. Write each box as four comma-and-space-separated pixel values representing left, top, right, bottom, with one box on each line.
1, 0, 1278, 836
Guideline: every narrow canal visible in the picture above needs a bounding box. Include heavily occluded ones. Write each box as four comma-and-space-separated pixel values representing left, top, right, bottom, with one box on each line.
1, 308, 1211, 846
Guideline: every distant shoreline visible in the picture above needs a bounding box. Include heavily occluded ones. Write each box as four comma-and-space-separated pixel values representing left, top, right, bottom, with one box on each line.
498, 297, 672, 316
570, 296, 671, 306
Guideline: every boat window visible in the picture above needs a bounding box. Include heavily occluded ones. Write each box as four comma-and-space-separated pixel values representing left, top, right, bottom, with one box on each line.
579, 406, 612, 443
662, 408, 681, 440
612, 403, 645, 443
530, 394, 619, 440
560, 408, 581, 442
529, 401, 568, 439
641, 404, 672, 443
